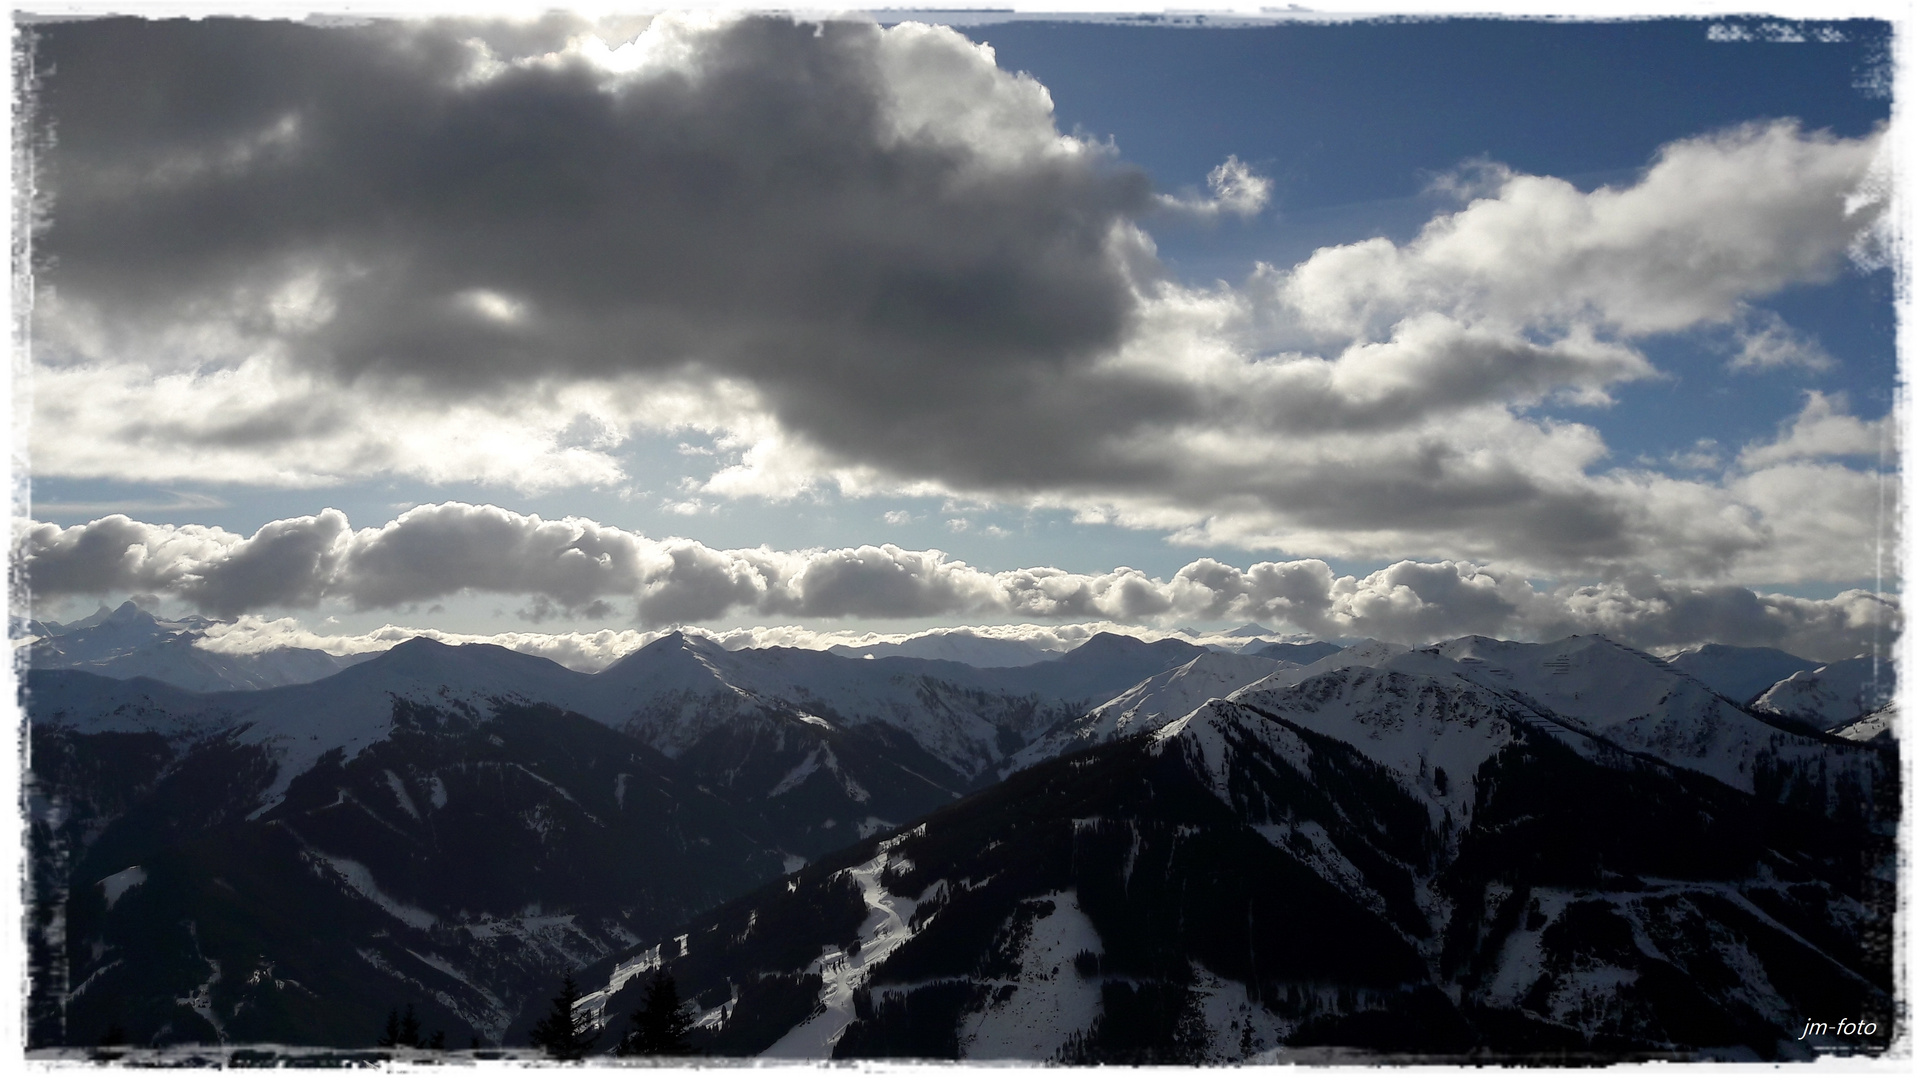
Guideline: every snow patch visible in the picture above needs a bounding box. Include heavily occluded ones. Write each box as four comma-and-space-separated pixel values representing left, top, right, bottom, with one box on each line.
958, 890, 1104, 1060
99, 865, 147, 909
855, 816, 896, 839
761, 849, 925, 1058
1189, 960, 1290, 1062
384, 769, 421, 821
307, 851, 437, 930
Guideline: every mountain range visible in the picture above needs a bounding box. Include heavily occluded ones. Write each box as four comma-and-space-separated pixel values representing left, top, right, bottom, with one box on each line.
22, 604, 1898, 1060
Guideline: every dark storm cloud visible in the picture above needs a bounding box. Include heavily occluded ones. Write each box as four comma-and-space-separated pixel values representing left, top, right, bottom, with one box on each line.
35, 14, 1159, 485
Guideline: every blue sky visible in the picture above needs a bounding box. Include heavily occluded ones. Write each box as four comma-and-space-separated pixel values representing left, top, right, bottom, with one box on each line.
20, 11, 1901, 660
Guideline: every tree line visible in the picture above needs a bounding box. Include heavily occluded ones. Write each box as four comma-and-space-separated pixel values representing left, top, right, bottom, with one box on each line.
528, 969, 696, 1060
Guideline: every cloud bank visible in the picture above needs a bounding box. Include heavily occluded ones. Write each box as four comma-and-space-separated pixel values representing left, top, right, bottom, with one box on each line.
28, 14, 1894, 585
21, 504, 1894, 661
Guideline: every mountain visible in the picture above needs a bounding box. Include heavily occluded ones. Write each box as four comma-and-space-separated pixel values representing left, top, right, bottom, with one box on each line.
827, 631, 1055, 668
1751, 657, 1897, 732
986, 632, 1208, 704
1660, 644, 1819, 705
28, 601, 219, 661
1227, 636, 1893, 828
30, 627, 1898, 1059
1832, 704, 1895, 746
1001, 651, 1288, 776
28, 600, 370, 692
27, 626, 1211, 1049
1243, 640, 1345, 664
568, 653, 1889, 1053
36, 693, 787, 1048
576, 657, 1894, 1062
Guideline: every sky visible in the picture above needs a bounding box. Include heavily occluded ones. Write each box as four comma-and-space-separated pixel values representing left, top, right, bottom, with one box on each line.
13, 6, 1907, 664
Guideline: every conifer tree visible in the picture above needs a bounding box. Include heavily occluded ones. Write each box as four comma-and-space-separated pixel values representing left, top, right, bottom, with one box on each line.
528, 974, 598, 1061
616, 968, 694, 1056
400, 1003, 422, 1048
377, 1007, 402, 1048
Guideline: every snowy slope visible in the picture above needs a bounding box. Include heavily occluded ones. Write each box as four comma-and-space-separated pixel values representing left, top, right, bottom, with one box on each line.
1832, 703, 1895, 744
28, 599, 365, 692
25, 670, 239, 744
27, 601, 215, 663
594, 631, 1197, 780
593, 633, 1048, 779
1660, 643, 1818, 705
33, 638, 602, 816
1752, 656, 1896, 729
1002, 652, 1287, 776
572, 637, 1895, 1063
1213, 663, 1531, 835
827, 631, 1056, 668
1229, 639, 1411, 699
1241, 640, 1344, 664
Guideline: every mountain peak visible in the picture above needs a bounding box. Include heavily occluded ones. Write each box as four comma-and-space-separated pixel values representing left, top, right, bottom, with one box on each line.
103, 599, 161, 626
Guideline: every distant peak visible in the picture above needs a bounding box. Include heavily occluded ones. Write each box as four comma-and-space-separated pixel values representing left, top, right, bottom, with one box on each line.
385, 635, 459, 656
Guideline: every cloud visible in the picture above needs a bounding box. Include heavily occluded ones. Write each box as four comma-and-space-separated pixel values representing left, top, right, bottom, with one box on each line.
1269, 119, 1882, 344
1739, 391, 1891, 469
20, 503, 1894, 660
1725, 306, 1837, 372
28, 16, 1891, 584
1157, 155, 1272, 219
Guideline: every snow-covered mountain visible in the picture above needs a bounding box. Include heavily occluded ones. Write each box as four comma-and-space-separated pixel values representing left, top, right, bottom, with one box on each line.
1751, 656, 1897, 731
27, 600, 369, 692
577, 656, 1895, 1062
1216, 635, 1891, 827
1240, 640, 1344, 664
30, 627, 1899, 1058
1832, 703, 1896, 745
33, 690, 787, 1049
1659, 643, 1818, 705
1001, 651, 1288, 776
827, 631, 1056, 667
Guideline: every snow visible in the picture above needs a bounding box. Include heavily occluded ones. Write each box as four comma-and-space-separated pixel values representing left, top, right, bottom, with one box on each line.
305, 851, 437, 930
761, 849, 925, 1058
767, 745, 869, 803
1407, 635, 1877, 801
822, 631, 1057, 668
576, 945, 662, 1028
601, 633, 1023, 779
1833, 703, 1895, 743
1188, 960, 1290, 1063
1005, 652, 1285, 774
957, 890, 1104, 1060
427, 775, 448, 810
1229, 662, 1519, 832
99, 865, 147, 909
384, 769, 420, 821
1661, 644, 1818, 704
1251, 820, 1393, 927
174, 955, 227, 1043
1753, 656, 1897, 728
